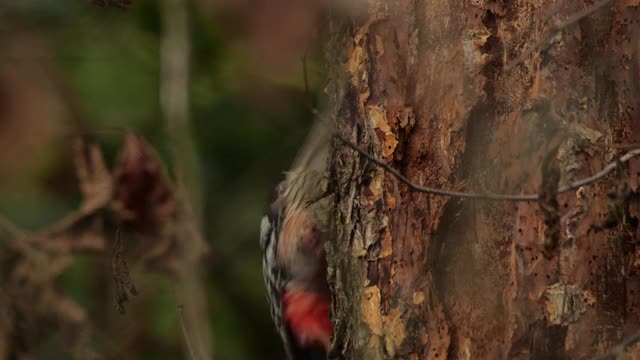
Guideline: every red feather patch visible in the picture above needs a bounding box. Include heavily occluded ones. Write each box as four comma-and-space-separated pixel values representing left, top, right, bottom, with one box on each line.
282, 290, 332, 349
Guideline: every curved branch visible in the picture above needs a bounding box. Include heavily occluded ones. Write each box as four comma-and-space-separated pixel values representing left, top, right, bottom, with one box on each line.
335, 132, 640, 202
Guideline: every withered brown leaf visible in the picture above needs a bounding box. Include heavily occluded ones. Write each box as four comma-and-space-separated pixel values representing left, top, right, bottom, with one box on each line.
74, 137, 113, 213
111, 133, 180, 272
43, 137, 112, 252
111, 133, 176, 230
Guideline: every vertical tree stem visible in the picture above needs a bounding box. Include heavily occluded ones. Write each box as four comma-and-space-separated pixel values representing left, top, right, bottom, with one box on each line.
160, 0, 212, 359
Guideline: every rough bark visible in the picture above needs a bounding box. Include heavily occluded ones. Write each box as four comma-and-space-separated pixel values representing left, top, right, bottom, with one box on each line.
326, 1, 640, 359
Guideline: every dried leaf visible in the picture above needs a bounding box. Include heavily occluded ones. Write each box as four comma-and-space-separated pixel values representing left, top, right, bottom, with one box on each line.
111, 133, 176, 230
111, 133, 180, 272
74, 137, 113, 212
0, 139, 111, 359
42, 138, 112, 252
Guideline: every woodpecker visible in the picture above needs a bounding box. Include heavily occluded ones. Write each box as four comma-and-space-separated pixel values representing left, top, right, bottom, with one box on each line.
260, 122, 333, 360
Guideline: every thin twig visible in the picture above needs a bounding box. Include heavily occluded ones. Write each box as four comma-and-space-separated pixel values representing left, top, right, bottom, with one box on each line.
558, 149, 640, 193
504, 0, 616, 72
177, 304, 198, 360
332, 129, 640, 202
335, 131, 534, 201
303, 53, 640, 203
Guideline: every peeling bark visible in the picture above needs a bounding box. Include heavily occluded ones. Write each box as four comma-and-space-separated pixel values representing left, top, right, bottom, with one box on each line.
326, 1, 640, 359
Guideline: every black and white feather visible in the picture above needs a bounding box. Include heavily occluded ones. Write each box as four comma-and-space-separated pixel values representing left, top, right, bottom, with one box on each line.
260, 200, 292, 356
259, 119, 332, 359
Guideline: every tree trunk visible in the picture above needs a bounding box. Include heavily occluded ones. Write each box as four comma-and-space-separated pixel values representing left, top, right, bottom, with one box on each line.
326, 1, 640, 359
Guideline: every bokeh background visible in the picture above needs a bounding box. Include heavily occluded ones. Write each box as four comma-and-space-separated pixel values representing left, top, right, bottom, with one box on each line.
0, 0, 350, 359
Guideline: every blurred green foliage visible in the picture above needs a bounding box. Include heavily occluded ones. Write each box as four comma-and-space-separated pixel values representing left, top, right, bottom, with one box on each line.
0, 0, 320, 358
